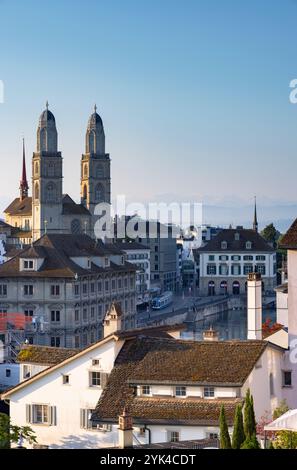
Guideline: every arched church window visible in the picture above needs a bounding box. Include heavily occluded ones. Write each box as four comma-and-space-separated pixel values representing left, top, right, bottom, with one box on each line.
95, 183, 105, 202
46, 182, 57, 202
84, 164, 88, 178
35, 162, 39, 175
88, 130, 95, 154
96, 164, 104, 179
71, 219, 81, 235
34, 182, 39, 200
83, 185, 87, 201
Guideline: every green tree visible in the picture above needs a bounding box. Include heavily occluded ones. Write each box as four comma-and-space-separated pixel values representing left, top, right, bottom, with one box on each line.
273, 400, 289, 420
219, 405, 231, 449
232, 404, 245, 449
261, 223, 279, 245
0, 413, 37, 449
241, 434, 260, 449
244, 389, 257, 439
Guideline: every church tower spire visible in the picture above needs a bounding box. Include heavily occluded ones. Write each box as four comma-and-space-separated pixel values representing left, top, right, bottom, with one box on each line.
253, 196, 258, 232
80, 106, 111, 238
19, 138, 29, 201
32, 103, 63, 241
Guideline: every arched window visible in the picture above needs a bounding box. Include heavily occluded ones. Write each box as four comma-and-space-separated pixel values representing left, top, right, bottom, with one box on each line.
232, 281, 240, 295
269, 373, 274, 397
95, 183, 105, 202
35, 162, 39, 175
208, 281, 215, 296
34, 182, 39, 200
84, 164, 88, 178
46, 182, 56, 202
96, 164, 104, 178
83, 185, 87, 202
220, 280, 227, 295
71, 219, 81, 235
88, 130, 95, 154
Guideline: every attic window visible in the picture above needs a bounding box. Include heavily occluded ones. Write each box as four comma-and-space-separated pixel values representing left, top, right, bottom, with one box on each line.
92, 359, 100, 367
221, 241, 227, 250
23, 260, 34, 270
234, 232, 240, 241
105, 257, 109, 267
246, 241, 252, 250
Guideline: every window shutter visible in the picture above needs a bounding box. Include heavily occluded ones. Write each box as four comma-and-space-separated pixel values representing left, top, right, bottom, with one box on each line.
50, 406, 57, 426
100, 372, 109, 389
26, 404, 32, 424
80, 409, 88, 429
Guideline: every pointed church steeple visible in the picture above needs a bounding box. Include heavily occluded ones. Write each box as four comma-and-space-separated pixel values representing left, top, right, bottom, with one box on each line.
253, 196, 258, 232
19, 138, 29, 200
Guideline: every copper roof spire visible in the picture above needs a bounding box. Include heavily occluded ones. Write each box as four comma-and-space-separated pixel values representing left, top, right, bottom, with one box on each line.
20, 138, 29, 200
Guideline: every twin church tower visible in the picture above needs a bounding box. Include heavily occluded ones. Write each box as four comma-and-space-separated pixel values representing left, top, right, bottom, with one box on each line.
6, 104, 111, 241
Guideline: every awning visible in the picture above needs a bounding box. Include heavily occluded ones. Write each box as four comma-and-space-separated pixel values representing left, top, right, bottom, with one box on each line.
264, 409, 297, 432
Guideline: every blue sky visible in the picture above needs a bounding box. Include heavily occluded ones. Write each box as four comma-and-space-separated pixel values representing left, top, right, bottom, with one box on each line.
0, 0, 297, 229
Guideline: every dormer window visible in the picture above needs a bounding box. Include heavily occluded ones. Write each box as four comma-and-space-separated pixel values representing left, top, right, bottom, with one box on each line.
105, 257, 109, 267
23, 260, 34, 270
87, 259, 91, 268
234, 232, 240, 241
246, 241, 252, 250
221, 241, 227, 250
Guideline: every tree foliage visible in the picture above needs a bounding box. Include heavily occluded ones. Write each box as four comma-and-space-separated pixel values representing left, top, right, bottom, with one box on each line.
261, 223, 280, 245
0, 413, 37, 449
232, 404, 245, 449
219, 405, 231, 449
241, 434, 260, 449
243, 389, 257, 440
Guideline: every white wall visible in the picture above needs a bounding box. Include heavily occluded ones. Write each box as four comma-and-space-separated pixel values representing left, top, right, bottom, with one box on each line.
8, 339, 122, 449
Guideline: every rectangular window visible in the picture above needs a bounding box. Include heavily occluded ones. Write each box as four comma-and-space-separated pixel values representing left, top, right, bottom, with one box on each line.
169, 431, 180, 443
98, 304, 103, 319
74, 310, 79, 322
50, 337, 60, 347
5, 369, 11, 378
112, 280, 116, 291
50, 285, 60, 296
74, 284, 79, 296
105, 280, 109, 292
0, 285, 7, 296
51, 310, 60, 322
282, 371, 292, 387
244, 265, 254, 275
256, 264, 266, 275
80, 409, 112, 431
23, 260, 34, 270
24, 309, 34, 317
90, 283, 95, 294
243, 255, 253, 261
231, 265, 241, 276
141, 385, 151, 396
231, 255, 241, 261
208, 255, 215, 261
32, 404, 49, 424
89, 371, 101, 387
62, 375, 69, 385
97, 281, 102, 293
118, 279, 122, 289
92, 359, 100, 366
207, 265, 216, 275
83, 308, 88, 321
256, 255, 266, 261
175, 386, 186, 397
204, 386, 215, 398
24, 285, 33, 296
91, 307, 95, 319
82, 284, 88, 295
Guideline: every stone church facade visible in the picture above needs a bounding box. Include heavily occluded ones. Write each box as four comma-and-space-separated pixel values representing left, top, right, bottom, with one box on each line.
4, 103, 111, 243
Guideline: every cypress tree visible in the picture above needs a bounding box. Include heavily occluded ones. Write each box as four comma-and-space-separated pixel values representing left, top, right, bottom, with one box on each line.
244, 389, 256, 439
219, 405, 231, 449
232, 404, 245, 449
250, 394, 257, 435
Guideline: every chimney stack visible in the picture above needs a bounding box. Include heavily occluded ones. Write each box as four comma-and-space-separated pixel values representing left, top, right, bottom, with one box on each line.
103, 302, 122, 338
203, 326, 219, 342
118, 408, 133, 449
247, 272, 262, 340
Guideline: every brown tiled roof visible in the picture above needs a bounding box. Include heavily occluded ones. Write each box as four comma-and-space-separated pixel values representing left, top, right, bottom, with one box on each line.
92, 337, 266, 424
17, 345, 78, 365
107, 241, 150, 252
279, 218, 297, 249
195, 228, 274, 253
0, 234, 136, 278
116, 324, 186, 340
4, 197, 32, 216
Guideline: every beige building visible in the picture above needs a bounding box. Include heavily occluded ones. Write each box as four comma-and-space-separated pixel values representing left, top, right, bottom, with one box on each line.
3, 103, 110, 243
0, 233, 136, 348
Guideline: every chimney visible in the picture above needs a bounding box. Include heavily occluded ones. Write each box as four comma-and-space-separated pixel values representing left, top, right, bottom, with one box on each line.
247, 272, 262, 340
103, 302, 122, 338
203, 326, 219, 342
118, 408, 133, 449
